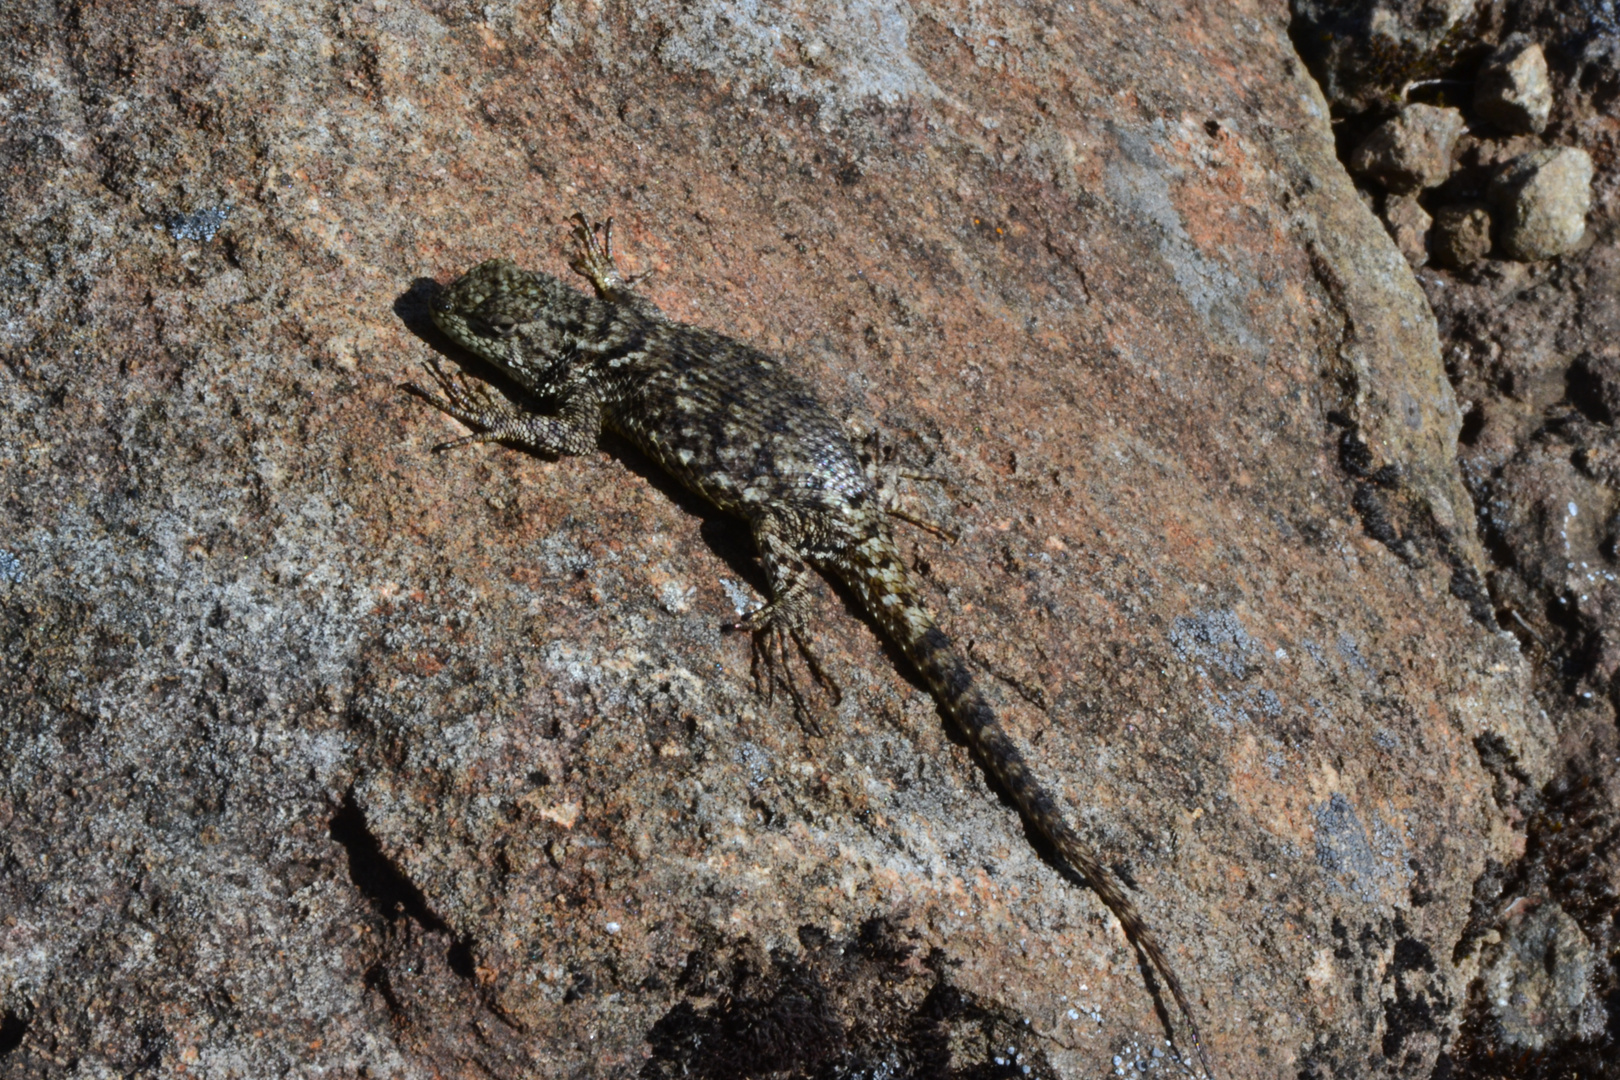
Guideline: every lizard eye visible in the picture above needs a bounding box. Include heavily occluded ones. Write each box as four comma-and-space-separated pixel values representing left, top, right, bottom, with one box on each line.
488, 315, 518, 337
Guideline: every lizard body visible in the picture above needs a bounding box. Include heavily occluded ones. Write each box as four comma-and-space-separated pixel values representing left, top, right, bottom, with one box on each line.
407, 216, 1212, 1074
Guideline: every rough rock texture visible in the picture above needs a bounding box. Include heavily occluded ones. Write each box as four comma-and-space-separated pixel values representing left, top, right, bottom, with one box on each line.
1349, 104, 1468, 193
1382, 193, 1434, 267
1290, 0, 1620, 1074
1431, 202, 1495, 268
1474, 35, 1554, 135
1291, 0, 1482, 114
1489, 145, 1596, 260
0, 2, 1570, 1079
1437, 247, 1620, 680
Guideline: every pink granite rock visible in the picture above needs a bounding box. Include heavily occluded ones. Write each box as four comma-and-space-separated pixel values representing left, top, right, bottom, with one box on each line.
0, 2, 1555, 1077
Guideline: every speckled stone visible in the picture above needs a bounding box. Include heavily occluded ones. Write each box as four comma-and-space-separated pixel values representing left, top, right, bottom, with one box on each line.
1474, 36, 1553, 135
1481, 902, 1606, 1049
1349, 104, 1467, 193
1490, 146, 1595, 261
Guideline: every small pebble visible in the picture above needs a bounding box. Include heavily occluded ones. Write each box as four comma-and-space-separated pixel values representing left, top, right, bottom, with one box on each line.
1474, 35, 1552, 134
1380, 193, 1431, 269
1349, 104, 1464, 192
1490, 147, 1594, 261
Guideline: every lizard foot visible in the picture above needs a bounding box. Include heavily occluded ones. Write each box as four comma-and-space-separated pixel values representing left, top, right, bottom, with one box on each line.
752, 625, 842, 737
729, 604, 842, 735
402, 357, 525, 451
569, 212, 653, 297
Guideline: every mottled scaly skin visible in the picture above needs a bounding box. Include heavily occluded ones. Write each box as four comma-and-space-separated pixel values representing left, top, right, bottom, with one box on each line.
406, 216, 1213, 1075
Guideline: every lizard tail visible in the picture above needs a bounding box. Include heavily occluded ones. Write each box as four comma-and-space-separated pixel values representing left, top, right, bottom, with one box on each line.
838, 531, 1215, 1078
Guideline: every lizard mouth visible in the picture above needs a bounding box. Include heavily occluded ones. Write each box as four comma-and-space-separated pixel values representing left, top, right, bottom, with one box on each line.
428, 298, 461, 330
428, 305, 477, 351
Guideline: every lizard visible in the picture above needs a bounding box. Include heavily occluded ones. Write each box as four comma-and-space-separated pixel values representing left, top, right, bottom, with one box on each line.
404, 213, 1215, 1076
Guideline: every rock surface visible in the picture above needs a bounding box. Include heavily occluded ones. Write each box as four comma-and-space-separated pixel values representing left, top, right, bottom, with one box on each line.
1349, 104, 1467, 193
1430, 202, 1495, 269
1489, 145, 1596, 260
1382, 193, 1433, 267
0, 2, 1568, 1078
1291, 0, 1481, 112
1474, 35, 1554, 135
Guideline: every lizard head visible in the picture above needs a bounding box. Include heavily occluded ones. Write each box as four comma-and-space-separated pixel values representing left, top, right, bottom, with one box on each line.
430, 258, 576, 372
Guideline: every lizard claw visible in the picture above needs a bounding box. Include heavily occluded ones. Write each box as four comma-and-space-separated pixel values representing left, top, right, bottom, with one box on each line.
729, 602, 843, 732
402, 359, 521, 452
566, 210, 663, 317
403, 358, 493, 414
568, 211, 619, 289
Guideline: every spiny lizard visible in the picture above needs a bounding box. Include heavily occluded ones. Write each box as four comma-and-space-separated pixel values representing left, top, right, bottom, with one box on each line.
405, 214, 1214, 1075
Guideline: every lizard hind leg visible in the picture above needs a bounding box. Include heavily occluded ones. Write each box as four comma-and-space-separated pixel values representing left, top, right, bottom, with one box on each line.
858, 431, 960, 542
729, 523, 842, 732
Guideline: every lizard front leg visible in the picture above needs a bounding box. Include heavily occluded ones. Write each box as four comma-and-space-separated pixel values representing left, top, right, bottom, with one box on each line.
569, 213, 664, 320
404, 357, 603, 456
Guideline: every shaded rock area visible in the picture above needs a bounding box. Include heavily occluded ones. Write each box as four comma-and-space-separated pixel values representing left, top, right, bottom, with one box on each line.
1291, 0, 1485, 115
1293, 0, 1620, 1074
0, 2, 1584, 1078
1474, 35, 1554, 135
1432, 202, 1496, 269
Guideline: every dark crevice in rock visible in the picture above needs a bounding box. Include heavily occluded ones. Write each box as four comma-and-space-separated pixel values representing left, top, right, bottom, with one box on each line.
1568, 356, 1615, 425
328, 791, 478, 984
1338, 421, 1499, 626
445, 936, 476, 980
329, 792, 441, 928
1441, 527, 1498, 625
641, 921, 1057, 1080
0, 1010, 27, 1055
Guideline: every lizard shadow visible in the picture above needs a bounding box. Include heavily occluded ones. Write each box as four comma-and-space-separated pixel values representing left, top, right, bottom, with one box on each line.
394, 278, 1184, 1056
